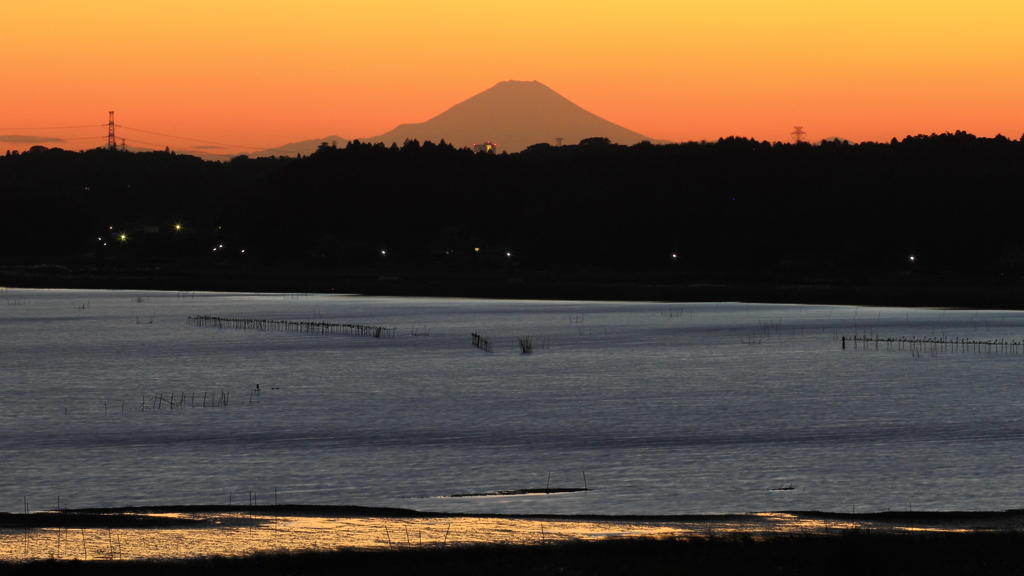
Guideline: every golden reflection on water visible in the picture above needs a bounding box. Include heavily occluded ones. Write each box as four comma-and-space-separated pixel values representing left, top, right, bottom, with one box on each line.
0, 512, 977, 562
751, 513, 860, 533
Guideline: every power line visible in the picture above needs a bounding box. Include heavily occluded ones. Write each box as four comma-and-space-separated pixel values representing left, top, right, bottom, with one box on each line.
3, 117, 268, 151
113, 137, 230, 153
52, 136, 107, 141
0, 136, 105, 142
121, 137, 187, 150
0, 124, 106, 130
0, 136, 105, 147
117, 125, 264, 150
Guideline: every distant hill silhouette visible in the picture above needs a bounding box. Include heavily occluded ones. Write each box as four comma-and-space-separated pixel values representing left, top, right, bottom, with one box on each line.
249, 135, 349, 158
363, 80, 666, 152
114, 136, 349, 161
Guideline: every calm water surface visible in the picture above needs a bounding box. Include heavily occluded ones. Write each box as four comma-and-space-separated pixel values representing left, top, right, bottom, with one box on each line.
1, 288, 1023, 515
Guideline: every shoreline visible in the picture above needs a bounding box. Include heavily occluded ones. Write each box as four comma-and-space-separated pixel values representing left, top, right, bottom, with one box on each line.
5, 264, 1024, 310
5, 504, 1024, 527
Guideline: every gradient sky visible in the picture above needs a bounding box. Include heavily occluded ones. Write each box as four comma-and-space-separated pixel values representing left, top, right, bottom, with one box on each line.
2, 1, 1022, 153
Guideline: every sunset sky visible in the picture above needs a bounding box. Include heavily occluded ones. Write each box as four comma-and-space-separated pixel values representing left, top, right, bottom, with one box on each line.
2, 1, 1021, 154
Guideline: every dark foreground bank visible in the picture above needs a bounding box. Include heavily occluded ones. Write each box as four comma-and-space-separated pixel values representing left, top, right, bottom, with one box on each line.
4, 507, 1024, 574
4, 532, 1024, 576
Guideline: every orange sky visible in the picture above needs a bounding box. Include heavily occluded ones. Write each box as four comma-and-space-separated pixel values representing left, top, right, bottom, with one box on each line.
2, 1, 1022, 153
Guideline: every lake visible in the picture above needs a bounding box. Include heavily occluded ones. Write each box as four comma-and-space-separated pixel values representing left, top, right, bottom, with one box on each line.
2, 288, 1022, 515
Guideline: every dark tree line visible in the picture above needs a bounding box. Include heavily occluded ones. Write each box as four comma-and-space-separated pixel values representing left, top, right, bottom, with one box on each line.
2, 131, 1023, 277
0, 147, 288, 261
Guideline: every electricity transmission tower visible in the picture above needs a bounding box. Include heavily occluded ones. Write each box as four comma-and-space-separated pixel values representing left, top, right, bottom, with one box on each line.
107, 111, 117, 150
791, 126, 806, 143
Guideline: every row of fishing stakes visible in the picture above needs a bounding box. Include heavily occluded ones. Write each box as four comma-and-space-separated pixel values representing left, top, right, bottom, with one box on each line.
472, 333, 533, 353
471, 332, 493, 352
135, 391, 230, 410
842, 335, 1024, 354
187, 315, 396, 337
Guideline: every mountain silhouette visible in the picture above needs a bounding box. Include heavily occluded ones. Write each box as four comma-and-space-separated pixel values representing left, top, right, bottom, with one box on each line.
363, 80, 665, 153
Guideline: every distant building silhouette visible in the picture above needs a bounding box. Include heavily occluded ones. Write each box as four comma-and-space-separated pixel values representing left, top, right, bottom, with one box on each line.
472, 141, 498, 154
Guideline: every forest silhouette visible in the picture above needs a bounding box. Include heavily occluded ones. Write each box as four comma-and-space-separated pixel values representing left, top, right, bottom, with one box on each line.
2, 132, 1023, 299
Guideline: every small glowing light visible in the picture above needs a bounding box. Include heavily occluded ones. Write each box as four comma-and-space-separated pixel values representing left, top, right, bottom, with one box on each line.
474, 247, 480, 252
506, 252, 511, 257
213, 248, 217, 251
241, 249, 245, 253
909, 256, 915, 261
119, 234, 127, 241
219, 244, 223, 248
381, 250, 386, 255
174, 224, 182, 231
671, 254, 677, 259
